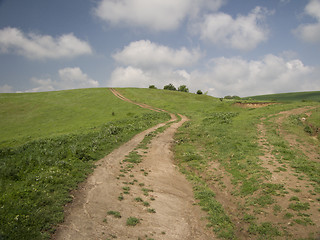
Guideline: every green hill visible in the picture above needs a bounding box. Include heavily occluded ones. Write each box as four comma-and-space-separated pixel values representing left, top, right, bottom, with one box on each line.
0, 88, 319, 240
243, 91, 320, 102
0, 88, 160, 147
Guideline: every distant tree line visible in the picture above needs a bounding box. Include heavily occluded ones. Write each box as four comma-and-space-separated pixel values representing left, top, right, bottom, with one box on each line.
149, 85, 242, 99
149, 84, 203, 95
224, 95, 241, 100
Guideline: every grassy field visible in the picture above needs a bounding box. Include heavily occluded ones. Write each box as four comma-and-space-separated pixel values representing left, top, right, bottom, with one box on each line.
243, 91, 320, 102
1, 87, 319, 239
119, 88, 320, 239
0, 88, 161, 148
0, 88, 169, 240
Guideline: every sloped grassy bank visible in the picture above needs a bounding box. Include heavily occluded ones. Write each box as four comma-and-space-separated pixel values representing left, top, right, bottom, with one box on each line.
0, 110, 169, 240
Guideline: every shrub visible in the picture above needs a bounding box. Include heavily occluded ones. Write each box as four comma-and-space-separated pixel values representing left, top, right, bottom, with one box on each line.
163, 83, 176, 91
196, 90, 203, 95
126, 217, 140, 226
107, 211, 121, 218
178, 85, 189, 92
304, 125, 313, 135
149, 85, 157, 89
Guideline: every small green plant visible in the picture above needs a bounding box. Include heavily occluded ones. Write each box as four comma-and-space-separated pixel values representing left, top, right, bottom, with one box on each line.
304, 125, 313, 135
283, 212, 294, 219
107, 211, 121, 218
254, 194, 275, 207
289, 188, 301, 193
134, 197, 143, 202
147, 208, 156, 213
142, 188, 153, 196
126, 217, 140, 226
273, 204, 282, 215
294, 217, 314, 226
243, 214, 255, 223
248, 222, 281, 237
288, 202, 310, 211
118, 194, 124, 201
289, 196, 299, 201
143, 201, 150, 207
124, 151, 142, 164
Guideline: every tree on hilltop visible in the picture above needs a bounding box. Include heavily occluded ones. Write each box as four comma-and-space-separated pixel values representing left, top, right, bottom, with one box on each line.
178, 85, 189, 93
149, 85, 157, 89
163, 83, 176, 91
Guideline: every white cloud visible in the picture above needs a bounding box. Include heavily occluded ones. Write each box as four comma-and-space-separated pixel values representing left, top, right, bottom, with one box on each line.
197, 6, 271, 50
305, 0, 320, 20
0, 27, 92, 60
280, 0, 291, 5
26, 67, 99, 92
109, 66, 191, 89
94, 0, 225, 31
294, 0, 320, 44
0, 84, 13, 93
109, 66, 152, 88
58, 67, 99, 89
189, 55, 317, 97
109, 40, 200, 89
113, 40, 202, 69
109, 54, 318, 97
26, 78, 56, 92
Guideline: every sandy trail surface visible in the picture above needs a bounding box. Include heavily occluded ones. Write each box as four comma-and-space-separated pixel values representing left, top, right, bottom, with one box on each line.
53, 89, 215, 240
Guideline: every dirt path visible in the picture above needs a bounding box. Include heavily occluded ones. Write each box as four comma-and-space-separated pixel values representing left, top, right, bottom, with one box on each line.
275, 107, 319, 162
53, 89, 214, 240
256, 107, 320, 239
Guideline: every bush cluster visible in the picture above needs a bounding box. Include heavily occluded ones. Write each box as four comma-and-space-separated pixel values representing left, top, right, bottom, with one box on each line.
150, 84, 203, 94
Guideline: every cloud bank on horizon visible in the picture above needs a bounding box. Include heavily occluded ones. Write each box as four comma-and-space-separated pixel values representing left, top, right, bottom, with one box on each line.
0, 0, 319, 97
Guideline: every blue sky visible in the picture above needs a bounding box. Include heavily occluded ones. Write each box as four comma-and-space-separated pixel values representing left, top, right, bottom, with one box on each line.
0, 0, 319, 97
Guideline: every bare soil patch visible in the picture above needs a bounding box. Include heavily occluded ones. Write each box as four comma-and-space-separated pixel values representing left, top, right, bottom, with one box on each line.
52, 90, 215, 240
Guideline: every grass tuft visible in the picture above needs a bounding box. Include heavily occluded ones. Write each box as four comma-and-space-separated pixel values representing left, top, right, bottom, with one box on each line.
126, 217, 140, 226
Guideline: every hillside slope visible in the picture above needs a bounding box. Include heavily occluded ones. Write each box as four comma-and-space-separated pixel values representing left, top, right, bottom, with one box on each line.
0, 88, 155, 147
243, 91, 320, 102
